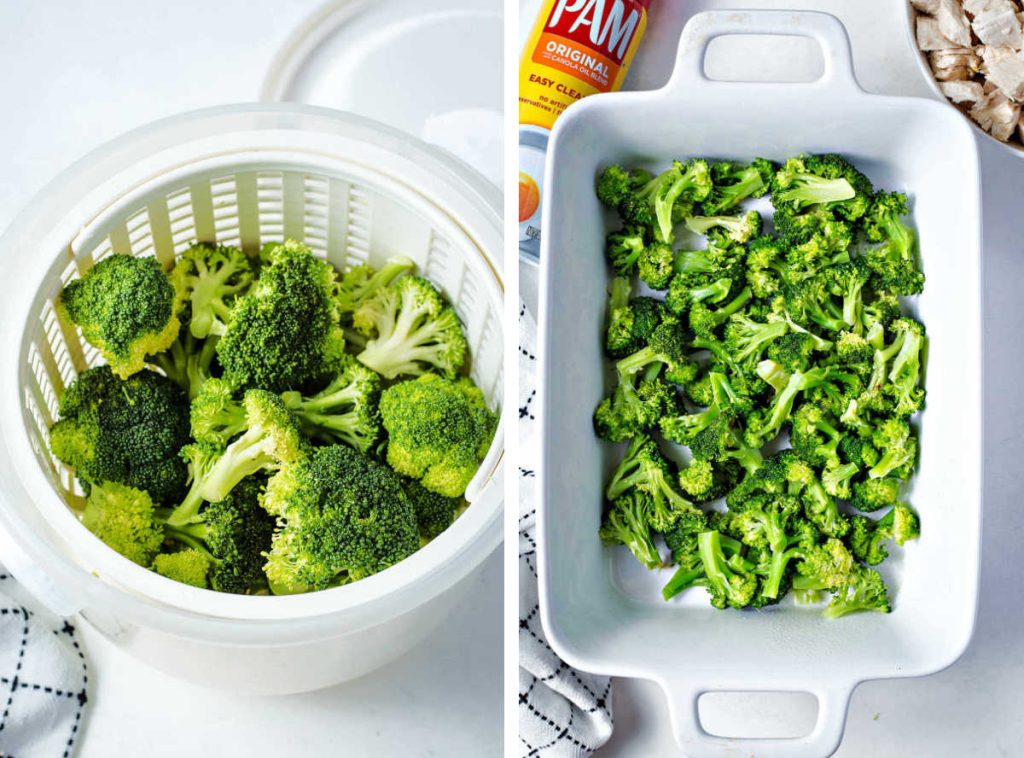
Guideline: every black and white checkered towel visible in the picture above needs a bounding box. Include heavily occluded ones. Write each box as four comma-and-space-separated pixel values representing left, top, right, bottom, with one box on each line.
519, 302, 613, 757
0, 567, 88, 758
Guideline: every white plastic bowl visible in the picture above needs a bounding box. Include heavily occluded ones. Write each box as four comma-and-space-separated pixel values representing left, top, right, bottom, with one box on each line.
0, 104, 504, 693
903, 1, 1024, 157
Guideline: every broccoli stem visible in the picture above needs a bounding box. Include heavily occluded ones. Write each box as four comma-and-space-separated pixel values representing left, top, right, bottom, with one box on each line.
662, 565, 705, 600
199, 428, 275, 503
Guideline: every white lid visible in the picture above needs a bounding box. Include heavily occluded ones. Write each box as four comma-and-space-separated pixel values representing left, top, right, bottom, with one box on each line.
261, 0, 503, 188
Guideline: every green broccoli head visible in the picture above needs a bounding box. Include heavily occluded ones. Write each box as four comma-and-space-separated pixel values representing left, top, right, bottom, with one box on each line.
606, 280, 666, 359
404, 477, 463, 542
599, 491, 663, 569
380, 374, 497, 498
685, 210, 762, 246
704, 159, 773, 215
262, 445, 420, 594
216, 240, 346, 393
57, 254, 181, 379
281, 354, 382, 454
823, 565, 891, 618
81, 481, 166, 566
49, 366, 191, 503
596, 165, 652, 209
353, 276, 467, 380
171, 242, 255, 340
593, 373, 681, 443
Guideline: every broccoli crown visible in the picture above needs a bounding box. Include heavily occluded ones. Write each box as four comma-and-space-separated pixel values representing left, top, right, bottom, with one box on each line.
335, 256, 415, 316
593, 372, 682, 442
216, 240, 346, 393
606, 281, 666, 359
197, 389, 306, 504
281, 354, 382, 454
354, 276, 467, 380
404, 477, 463, 542
49, 366, 191, 503
379, 374, 497, 498
823, 565, 890, 618
684, 210, 762, 246
81, 481, 165, 566
616, 322, 699, 386
153, 549, 211, 588
605, 435, 699, 532
704, 159, 773, 215
190, 378, 246, 446
596, 165, 652, 208
171, 242, 254, 340
599, 491, 663, 569
262, 445, 420, 593
57, 254, 181, 379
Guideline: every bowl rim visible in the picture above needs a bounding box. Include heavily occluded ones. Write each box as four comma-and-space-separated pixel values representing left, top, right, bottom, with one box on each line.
903, 1, 1024, 156
0, 103, 504, 641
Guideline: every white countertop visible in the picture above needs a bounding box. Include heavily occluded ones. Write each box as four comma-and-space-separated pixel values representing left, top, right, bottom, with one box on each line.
0, 1, 502, 756
521, 0, 1024, 755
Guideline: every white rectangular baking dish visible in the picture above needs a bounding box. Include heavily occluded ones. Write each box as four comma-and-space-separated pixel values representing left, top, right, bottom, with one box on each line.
536, 10, 981, 757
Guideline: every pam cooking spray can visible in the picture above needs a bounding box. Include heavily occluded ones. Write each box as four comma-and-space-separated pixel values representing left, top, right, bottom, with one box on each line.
519, 0, 652, 261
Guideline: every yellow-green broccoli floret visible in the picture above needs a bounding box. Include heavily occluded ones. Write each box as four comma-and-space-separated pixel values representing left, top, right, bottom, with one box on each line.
80, 481, 166, 566
153, 549, 211, 588
403, 477, 463, 542
57, 254, 181, 379
335, 256, 415, 317
379, 374, 497, 498
171, 242, 255, 339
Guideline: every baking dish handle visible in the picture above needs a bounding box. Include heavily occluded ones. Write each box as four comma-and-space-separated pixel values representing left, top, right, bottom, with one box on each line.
665, 10, 862, 95
664, 680, 855, 758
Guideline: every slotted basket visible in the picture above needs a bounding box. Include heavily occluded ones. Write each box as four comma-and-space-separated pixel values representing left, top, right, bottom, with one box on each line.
0, 104, 504, 692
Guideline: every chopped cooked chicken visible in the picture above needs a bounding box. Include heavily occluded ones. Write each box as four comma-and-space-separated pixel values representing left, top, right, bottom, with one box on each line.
971, 0, 1023, 49
965, 0, 1005, 15
971, 88, 1021, 140
981, 45, 1024, 99
930, 48, 983, 80
936, 0, 974, 47
940, 79, 986, 102
912, 0, 940, 12
918, 16, 961, 50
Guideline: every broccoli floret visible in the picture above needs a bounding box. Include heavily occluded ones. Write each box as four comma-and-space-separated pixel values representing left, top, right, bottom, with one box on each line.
49, 366, 190, 503
766, 332, 817, 373
723, 313, 788, 367
618, 160, 713, 243
660, 372, 747, 445
848, 504, 920, 565
885, 319, 926, 416
81, 481, 167, 566
606, 228, 646, 275
379, 374, 497, 498
697, 530, 758, 609
190, 378, 246, 446
605, 279, 666, 358
704, 159, 773, 215
262, 445, 420, 594
773, 154, 872, 220
850, 476, 900, 512
596, 165, 652, 208
790, 403, 842, 469
404, 478, 462, 542
616, 322, 699, 386
335, 256, 415, 317
171, 242, 255, 339
823, 258, 872, 330
862, 192, 924, 296
689, 287, 754, 339
217, 240, 346, 392
280, 354, 382, 454
605, 435, 699, 532
353, 275, 467, 380
593, 368, 682, 442
867, 418, 918, 480
153, 549, 211, 588
784, 277, 847, 333
665, 275, 734, 316
744, 366, 855, 449
823, 566, 891, 618
168, 475, 275, 594
744, 235, 789, 298
599, 491, 663, 569
168, 391, 304, 526
57, 254, 181, 379
685, 210, 762, 245
638, 242, 675, 290
677, 458, 741, 502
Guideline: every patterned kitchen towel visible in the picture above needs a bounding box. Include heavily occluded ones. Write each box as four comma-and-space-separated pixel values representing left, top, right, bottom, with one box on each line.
0, 567, 87, 758
518, 302, 613, 758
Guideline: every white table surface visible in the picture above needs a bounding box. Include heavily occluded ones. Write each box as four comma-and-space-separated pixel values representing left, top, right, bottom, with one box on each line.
0, 1, 502, 756
520, 0, 1024, 756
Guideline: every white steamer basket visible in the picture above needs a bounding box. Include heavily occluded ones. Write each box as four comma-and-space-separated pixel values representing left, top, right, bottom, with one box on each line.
538, 11, 980, 758
0, 104, 504, 693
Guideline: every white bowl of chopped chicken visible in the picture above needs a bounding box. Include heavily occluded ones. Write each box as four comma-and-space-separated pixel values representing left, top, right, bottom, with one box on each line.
907, 0, 1024, 153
